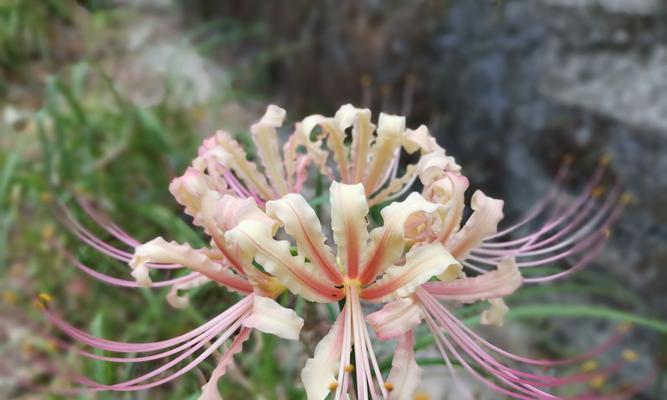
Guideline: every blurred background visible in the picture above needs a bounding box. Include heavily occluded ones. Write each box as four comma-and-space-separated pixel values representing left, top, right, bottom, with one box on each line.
1, 0, 666, 398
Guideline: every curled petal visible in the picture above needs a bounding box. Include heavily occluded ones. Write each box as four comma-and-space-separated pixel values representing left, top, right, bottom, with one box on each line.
130, 237, 252, 293
427, 174, 470, 244
301, 313, 345, 400
330, 182, 370, 278
481, 298, 509, 327
366, 297, 424, 340
215, 194, 278, 233
169, 167, 215, 218
423, 258, 522, 302
349, 107, 375, 182
447, 190, 504, 260
360, 192, 447, 284
251, 105, 289, 196
386, 331, 421, 400
401, 125, 441, 155
417, 151, 462, 187
362, 243, 461, 302
225, 220, 343, 303
364, 113, 406, 193
298, 116, 334, 179
167, 274, 210, 309
266, 194, 342, 284
242, 296, 304, 340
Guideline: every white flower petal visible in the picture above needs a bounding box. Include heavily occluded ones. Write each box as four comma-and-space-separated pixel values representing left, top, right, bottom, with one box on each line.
266, 194, 340, 283
225, 220, 343, 303
363, 243, 461, 302
130, 237, 251, 293
242, 296, 303, 340
364, 113, 406, 193
360, 192, 447, 284
481, 298, 510, 327
386, 331, 421, 400
366, 297, 424, 340
446, 190, 504, 260
301, 315, 345, 400
330, 182, 370, 278
251, 105, 289, 196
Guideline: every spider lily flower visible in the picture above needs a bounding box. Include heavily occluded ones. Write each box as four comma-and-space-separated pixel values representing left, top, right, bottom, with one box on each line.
47, 170, 304, 398
296, 104, 456, 206
225, 182, 462, 399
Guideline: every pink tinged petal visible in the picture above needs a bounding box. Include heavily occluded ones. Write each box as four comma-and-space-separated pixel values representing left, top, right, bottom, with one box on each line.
265, 194, 343, 284
366, 297, 424, 340
198, 327, 252, 400
242, 296, 304, 340
447, 190, 504, 260
359, 192, 446, 284
301, 310, 346, 400
364, 113, 406, 194
130, 237, 252, 294
386, 331, 421, 400
417, 151, 462, 188
169, 167, 212, 218
362, 243, 461, 302
225, 220, 343, 303
330, 182, 370, 278
480, 298, 509, 327
250, 105, 290, 196
423, 258, 522, 302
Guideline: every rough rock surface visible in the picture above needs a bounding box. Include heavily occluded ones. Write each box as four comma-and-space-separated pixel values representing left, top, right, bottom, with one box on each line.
429, 0, 667, 311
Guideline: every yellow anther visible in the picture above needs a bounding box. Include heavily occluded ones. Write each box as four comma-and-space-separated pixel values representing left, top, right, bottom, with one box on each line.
345, 364, 355, 373
620, 192, 634, 205
562, 153, 575, 165
416, 222, 427, 234
413, 392, 431, 400
590, 374, 606, 390
360, 74, 372, 87
41, 224, 55, 242
599, 154, 611, 166
617, 322, 634, 334
2, 290, 18, 305
591, 185, 606, 198
622, 349, 639, 362
32, 299, 45, 310
21, 342, 35, 358
384, 382, 394, 392
39, 293, 53, 303
47, 339, 58, 352
39, 192, 53, 204
581, 360, 599, 372
328, 382, 338, 391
